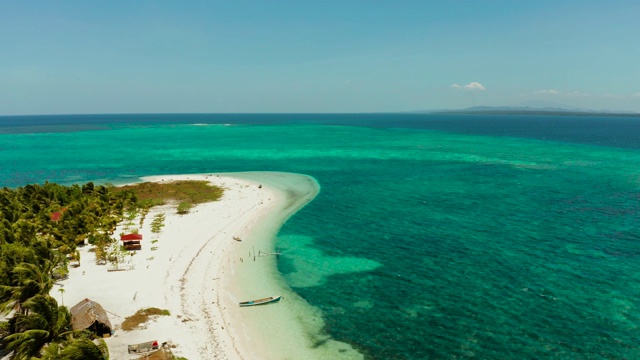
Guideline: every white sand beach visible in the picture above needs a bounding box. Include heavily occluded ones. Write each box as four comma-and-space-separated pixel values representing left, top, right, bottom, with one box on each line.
49, 172, 362, 360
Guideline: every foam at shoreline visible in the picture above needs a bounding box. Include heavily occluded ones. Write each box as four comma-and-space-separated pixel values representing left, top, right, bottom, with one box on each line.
50, 172, 362, 359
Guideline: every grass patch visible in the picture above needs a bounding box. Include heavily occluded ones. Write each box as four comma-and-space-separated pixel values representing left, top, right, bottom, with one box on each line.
176, 201, 192, 214
122, 308, 171, 331
139, 198, 166, 208
118, 180, 224, 209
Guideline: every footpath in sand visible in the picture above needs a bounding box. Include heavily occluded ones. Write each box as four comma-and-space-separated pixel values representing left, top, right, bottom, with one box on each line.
51, 172, 363, 360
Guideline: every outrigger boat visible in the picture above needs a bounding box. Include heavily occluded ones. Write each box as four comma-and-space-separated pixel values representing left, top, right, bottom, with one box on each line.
239, 295, 282, 307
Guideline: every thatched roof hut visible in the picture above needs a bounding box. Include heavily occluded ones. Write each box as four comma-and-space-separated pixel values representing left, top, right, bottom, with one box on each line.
70, 298, 112, 337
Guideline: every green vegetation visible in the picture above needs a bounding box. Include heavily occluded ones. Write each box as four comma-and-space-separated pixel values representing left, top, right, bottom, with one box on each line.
149, 213, 165, 252
107, 243, 135, 270
176, 202, 192, 215
0, 180, 223, 357
4, 295, 108, 359
56, 337, 108, 359
150, 213, 166, 234
39, 331, 109, 359
139, 206, 150, 227
121, 308, 171, 331
123, 208, 139, 233
118, 180, 223, 213
0, 320, 9, 338
94, 338, 109, 359
0, 181, 135, 358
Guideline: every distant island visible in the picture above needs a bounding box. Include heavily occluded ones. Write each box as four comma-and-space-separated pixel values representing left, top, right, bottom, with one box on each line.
425, 106, 640, 117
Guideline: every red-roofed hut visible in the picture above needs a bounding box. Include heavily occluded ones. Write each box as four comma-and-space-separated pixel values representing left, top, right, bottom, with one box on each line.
50, 211, 62, 221
121, 233, 142, 250
50, 207, 68, 221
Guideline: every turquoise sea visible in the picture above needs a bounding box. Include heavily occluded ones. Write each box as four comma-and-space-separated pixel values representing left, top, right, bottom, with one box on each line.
2, 114, 640, 359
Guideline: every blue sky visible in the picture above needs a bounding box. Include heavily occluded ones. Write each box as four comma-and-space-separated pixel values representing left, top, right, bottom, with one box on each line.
1, 1, 639, 114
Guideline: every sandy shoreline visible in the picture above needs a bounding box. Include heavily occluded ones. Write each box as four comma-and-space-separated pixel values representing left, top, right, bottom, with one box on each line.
49, 171, 362, 360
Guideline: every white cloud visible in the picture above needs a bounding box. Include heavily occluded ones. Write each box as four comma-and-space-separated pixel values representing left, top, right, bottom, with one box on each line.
465, 82, 486, 91
533, 89, 560, 95
451, 82, 486, 91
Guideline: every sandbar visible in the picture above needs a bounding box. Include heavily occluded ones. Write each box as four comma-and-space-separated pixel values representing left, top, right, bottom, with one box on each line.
50, 172, 362, 359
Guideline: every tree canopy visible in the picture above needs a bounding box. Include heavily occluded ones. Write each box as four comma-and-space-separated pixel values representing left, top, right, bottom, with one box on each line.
0, 182, 132, 358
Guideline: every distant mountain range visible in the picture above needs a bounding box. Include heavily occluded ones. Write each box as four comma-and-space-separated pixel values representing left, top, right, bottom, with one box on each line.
427, 106, 640, 117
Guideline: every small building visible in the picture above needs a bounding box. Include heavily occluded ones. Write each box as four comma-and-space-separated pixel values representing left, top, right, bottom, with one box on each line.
121, 233, 143, 250
50, 211, 62, 221
50, 207, 67, 221
70, 298, 112, 337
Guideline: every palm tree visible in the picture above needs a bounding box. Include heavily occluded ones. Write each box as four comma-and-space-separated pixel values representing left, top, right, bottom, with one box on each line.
4, 295, 72, 359
0, 261, 54, 314
10, 219, 38, 246
39, 341, 62, 359
41, 337, 107, 360
58, 288, 65, 307
57, 338, 107, 360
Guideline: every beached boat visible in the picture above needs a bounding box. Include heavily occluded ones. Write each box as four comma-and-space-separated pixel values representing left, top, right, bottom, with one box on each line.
127, 340, 159, 354
239, 295, 282, 307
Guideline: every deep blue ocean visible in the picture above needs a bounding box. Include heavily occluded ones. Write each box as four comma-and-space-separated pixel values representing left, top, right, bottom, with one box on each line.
2, 113, 640, 359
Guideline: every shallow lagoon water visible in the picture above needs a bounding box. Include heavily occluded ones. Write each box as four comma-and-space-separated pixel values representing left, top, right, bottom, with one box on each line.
2, 114, 640, 358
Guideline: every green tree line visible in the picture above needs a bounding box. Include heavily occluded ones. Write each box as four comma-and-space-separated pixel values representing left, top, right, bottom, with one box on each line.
0, 181, 137, 359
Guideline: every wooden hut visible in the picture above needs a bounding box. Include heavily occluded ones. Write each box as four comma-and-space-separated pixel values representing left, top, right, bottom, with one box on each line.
121, 233, 143, 250
70, 298, 112, 337
50, 211, 62, 221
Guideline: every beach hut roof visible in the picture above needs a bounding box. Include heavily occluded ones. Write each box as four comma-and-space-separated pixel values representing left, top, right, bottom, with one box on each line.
50, 207, 68, 221
70, 298, 112, 332
120, 233, 143, 241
